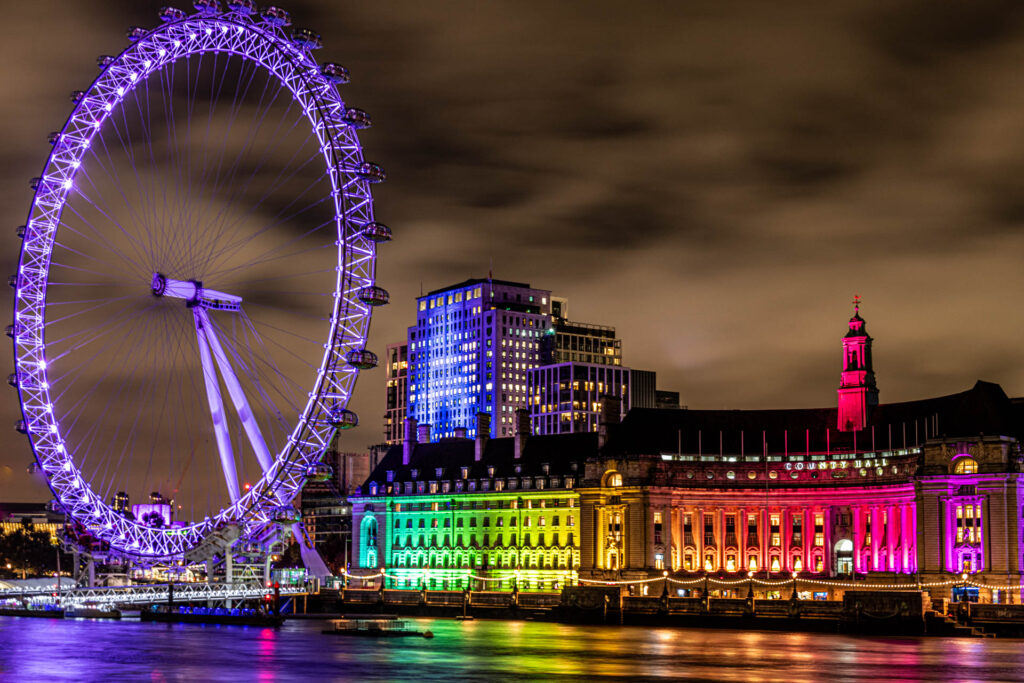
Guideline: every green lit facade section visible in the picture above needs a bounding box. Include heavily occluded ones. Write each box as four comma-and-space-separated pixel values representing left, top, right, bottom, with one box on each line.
352, 489, 580, 591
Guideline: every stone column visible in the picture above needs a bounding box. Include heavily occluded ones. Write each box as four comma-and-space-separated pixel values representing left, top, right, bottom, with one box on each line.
852, 506, 863, 573
870, 505, 882, 573
886, 504, 897, 573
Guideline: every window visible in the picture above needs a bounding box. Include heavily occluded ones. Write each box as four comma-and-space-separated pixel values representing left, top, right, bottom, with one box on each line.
770, 514, 781, 547
954, 457, 979, 475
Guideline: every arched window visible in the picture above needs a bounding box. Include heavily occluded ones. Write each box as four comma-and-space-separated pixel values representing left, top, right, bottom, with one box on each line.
953, 457, 978, 475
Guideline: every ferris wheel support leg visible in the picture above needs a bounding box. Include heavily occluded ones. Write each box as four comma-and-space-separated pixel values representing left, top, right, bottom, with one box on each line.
194, 308, 275, 474
193, 311, 241, 503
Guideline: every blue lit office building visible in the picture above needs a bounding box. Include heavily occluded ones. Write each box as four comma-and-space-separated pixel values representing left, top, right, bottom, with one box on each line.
408, 279, 552, 438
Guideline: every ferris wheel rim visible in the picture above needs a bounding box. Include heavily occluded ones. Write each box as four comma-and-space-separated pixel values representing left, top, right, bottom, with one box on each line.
13, 9, 379, 561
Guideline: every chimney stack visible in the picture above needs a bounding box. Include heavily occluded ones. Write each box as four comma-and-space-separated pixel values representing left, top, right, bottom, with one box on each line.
454, 426, 468, 439
514, 408, 532, 459
403, 417, 418, 466
475, 412, 491, 461
417, 423, 431, 445
598, 395, 622, 449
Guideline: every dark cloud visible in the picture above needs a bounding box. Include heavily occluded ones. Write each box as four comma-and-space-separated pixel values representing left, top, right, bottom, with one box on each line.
0, 0, 1021, 509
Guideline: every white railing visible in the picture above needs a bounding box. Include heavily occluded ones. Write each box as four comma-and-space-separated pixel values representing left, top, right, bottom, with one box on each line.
0, 581, 308, 607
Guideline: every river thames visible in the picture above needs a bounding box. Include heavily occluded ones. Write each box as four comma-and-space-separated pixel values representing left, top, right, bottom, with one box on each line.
0, 616, 1021, 681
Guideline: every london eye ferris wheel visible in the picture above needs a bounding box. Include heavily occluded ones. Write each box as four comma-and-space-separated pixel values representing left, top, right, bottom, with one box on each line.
10, 1, 389, 563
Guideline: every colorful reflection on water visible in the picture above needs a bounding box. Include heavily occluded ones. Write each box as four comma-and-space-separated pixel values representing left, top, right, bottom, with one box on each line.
0, 616, 1021, 682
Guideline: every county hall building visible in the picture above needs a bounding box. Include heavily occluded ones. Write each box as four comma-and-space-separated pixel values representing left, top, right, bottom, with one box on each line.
350, 307, 1024, 602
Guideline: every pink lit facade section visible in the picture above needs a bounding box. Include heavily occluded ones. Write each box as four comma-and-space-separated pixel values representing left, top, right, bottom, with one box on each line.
837, 307, 878, 432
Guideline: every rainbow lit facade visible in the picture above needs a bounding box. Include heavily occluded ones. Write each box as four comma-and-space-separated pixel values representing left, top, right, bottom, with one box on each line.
352, 307, 1024, 600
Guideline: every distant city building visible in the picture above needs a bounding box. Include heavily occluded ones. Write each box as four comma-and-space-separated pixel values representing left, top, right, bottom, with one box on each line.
407, 278, 552, 438
111, 491, 130, 515
0, 503, 63, 544
299, 446, 371, 565
384, 342, 408, 445
132, 503, 174, 529
655, 390, 681, 410
541, 317, 621, 367
528, 362, 630, 435
630, 369, 657, 409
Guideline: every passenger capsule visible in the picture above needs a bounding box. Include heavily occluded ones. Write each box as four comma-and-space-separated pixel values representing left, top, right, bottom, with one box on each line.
340, 107, 372, 129
260, 6, 291, 27
357, 285, 389, 306
226, 0, 257, 15
345, 349, 378, 370
16, 225, 26, 239
270, 505, 301, 524
328, 407, 359, 430
71, 91, 86, 105
291, 28, 322, 50
306, 464, 333, 482
15, 420, 27, 435
360, 221, 391, 243
320, 63, 350, 85
126, 26, 147, 42
193, 0, 222, 15
159, 6, 187, 22
29, 178, 43, 191
97, 55, 115, 68
5, 323, 19, 338
27, 462, 37, 475
48, 132, 61, 146
7, 373, 17, 388
355, 162, 386, 183
8, 274, 19, 288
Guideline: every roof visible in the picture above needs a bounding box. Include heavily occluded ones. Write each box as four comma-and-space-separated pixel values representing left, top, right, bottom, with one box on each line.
424, 278, 532, 298
603, 381, 1024, 457
361, 432, 597, 491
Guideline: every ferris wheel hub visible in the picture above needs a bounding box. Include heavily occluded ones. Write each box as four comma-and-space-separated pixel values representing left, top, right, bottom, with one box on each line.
151, 273, 242, 312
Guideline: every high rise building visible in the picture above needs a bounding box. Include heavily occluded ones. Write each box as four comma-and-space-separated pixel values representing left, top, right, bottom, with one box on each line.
407, 278, 552, 438
540, 317, 622, 367
528, 362, 631, 435
384, 342, 408, 445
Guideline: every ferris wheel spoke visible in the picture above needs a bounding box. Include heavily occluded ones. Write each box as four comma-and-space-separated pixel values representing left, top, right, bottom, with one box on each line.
198, 142, 329, 276
190, 76, 309, 265
67, 167, 158, 275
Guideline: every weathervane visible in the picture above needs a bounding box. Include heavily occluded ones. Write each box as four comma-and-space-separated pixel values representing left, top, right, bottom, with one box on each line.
852, 294, 861, 314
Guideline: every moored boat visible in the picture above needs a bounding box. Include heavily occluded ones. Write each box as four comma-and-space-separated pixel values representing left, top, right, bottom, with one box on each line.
141, 605, 283, 627
322, 615, 433, 638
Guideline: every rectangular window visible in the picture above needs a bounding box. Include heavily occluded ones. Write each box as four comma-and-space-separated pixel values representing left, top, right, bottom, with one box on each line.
770, 514, 781, 547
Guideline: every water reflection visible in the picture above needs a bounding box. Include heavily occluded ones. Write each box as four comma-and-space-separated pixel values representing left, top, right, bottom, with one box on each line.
0, 616, 1020, 682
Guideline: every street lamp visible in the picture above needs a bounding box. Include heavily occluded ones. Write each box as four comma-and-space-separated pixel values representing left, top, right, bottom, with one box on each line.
747, 570, 754, 600
791, 570, 799, 601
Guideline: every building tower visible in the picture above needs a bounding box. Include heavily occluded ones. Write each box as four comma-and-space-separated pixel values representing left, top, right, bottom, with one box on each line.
407, 278, 552, 439
837, 296, 878, 432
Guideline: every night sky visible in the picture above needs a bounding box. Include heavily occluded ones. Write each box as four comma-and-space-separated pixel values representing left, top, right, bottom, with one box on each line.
0, 0, 1022, 503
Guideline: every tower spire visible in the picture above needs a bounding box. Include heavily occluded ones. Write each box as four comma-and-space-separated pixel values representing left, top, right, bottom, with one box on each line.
837, 298, 878, 432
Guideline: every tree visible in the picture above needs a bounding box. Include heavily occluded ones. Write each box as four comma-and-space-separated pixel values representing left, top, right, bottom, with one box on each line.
0, 519, 72, 579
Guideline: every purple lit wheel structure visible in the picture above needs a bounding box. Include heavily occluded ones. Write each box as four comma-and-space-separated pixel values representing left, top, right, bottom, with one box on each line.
12, 4, 388, 562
